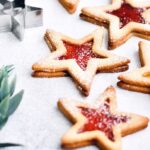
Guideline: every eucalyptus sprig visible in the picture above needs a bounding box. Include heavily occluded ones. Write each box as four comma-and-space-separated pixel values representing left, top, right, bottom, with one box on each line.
0, 65, 24, 147
0, 65, 24, 129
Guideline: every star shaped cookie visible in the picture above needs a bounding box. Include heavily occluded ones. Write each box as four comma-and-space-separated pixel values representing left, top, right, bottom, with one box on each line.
80, 0, 150, 49
58, 86, 149, 150
118, 41, 150, 94
59, 0, 79, 14
32, 28, 130, 96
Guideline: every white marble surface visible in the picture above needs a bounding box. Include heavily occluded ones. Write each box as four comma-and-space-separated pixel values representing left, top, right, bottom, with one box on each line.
0, 0, 150, 150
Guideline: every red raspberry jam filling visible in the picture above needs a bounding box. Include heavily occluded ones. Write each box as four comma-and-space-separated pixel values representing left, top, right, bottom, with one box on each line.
107, 2, 146, 28
78, 100, 128, 141
58, 41, 100, 70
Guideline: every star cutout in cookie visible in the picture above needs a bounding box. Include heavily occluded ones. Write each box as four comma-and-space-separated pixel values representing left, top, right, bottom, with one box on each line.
80, 0, 150, 49
59, 0, 79, 14
118, 41, 150, 94
32, 28, 130, 96
58, 86, 149, 150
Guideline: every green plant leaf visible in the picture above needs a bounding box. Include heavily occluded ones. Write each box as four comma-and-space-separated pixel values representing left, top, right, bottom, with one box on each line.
0, 95, 9, 118
0, 69, 5, 85
0, 71, 3, 84
10, 75, 16, 96
5, 65, 14, 73
0, 65, 14, 85
0, 65, 24, 130
0, 89, 2, 103
7, 90, 24, 117
0, 117, 8, 130
0, 77, 10, 100
0, 143, 22, 148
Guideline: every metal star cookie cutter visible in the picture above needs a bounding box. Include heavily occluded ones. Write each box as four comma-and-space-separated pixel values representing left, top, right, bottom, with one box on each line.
0, 0, 43, 40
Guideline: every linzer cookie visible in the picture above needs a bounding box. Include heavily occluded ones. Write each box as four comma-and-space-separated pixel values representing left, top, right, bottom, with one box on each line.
118, 41, 150, 94
32, 28, 129, 95
32, 28, 130, 96
59, 0, 79, 13
80, 0, 150, 49
58, 86, 149, 150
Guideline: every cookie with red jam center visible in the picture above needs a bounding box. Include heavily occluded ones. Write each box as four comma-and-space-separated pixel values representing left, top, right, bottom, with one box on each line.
32, 28, 130, 96
58, 86, 149, 150
80, 0, 150, 49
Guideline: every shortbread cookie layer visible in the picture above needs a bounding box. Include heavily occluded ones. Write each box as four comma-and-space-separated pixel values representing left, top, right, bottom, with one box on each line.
80, 0, 150, 49
59, 0, 79, 13
118, 81, 150, 94
118, 41, 150, 93
58, 86, 149, 149
32, 65, 129, 78
32, 28, 130, 96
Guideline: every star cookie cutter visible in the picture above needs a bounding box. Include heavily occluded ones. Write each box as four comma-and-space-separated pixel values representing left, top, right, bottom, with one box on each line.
0, 0, 43, 40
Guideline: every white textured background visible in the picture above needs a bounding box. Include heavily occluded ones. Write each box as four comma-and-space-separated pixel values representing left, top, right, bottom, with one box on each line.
0, 0, 150, 150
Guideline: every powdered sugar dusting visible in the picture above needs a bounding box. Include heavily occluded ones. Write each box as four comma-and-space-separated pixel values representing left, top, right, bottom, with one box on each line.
78, 100, 129, 141
58, 41, 101, 70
